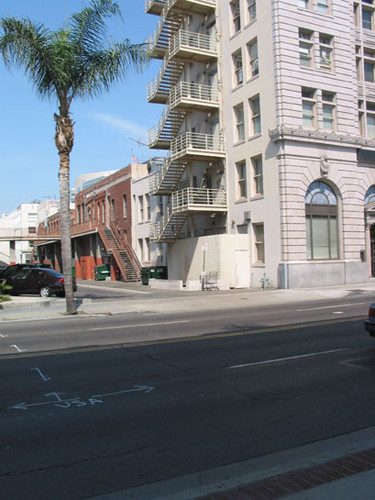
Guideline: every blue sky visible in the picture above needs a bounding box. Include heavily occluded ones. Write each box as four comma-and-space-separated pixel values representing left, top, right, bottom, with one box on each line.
0, 0, 162, 214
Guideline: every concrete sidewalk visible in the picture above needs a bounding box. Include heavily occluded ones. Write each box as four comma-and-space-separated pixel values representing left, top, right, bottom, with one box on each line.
1, 278, 375, 321
1, 279, 375, 499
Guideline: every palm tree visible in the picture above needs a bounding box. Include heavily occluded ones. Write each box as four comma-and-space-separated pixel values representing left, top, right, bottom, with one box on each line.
0, 0, 147, 314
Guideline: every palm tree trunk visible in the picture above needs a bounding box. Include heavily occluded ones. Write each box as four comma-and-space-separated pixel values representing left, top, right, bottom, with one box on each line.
55, 113, 76, 315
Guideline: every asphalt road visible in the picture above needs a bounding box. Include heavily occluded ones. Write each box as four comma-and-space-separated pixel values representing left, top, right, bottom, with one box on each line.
0, 295, 374, 499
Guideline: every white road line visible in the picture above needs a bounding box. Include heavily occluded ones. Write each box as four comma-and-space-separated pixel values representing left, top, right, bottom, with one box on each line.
227, 348, 348, 370
295, 302, 366, 312
89, 320, 190, 331
78, 284, 150, 295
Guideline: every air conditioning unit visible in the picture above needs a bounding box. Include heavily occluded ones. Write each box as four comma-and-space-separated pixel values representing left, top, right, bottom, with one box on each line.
244, 210, 251, 220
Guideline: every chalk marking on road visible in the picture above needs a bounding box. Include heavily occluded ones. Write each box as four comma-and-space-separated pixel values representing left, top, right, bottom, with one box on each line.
8, 386, 154, 411
333, 311, 344, 315
0, 333, 9, 337
31, 367, 51, 381
92, 386, 154, 397
89, 320, 189, 331
10, 344, 26, 352
295, 302, 366, 312
227, 348, 348, 370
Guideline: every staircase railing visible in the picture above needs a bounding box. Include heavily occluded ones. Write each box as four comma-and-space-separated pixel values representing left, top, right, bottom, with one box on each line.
109, 221, 142, 279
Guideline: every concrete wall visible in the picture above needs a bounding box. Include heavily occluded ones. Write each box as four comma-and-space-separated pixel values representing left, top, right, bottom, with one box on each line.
280, 261, 369, 289
168, 233, 250, 288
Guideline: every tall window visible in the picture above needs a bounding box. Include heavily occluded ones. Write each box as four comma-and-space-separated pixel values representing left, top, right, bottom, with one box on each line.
363, 8, 373, 30
145, 194, 151, 221
365, 59, 375, 82
298, 0, 310, 8
322, 91, 336, 129
248, 0, 256, 23
234, 103, 245, 141
249, 95, 261, 135
236, 160, 247, 200
317, 0, 329, 15
319, 34, 333, 70
231, 0, 241, 33
305, 181, 338, 260
252, 156, 263, 196
123, 195, 127, 218
233, 49, 243, 85
365, 185, 375, 204
299, 29, 313, 67
302, 87, 316, 127
248, 38, 259, 77
253, 223, 265, 263
139, 195, 144, 222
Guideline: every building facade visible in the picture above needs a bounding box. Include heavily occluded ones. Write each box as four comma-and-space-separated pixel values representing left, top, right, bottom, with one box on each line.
145, 0, 375, 289
35, 163, 158, 282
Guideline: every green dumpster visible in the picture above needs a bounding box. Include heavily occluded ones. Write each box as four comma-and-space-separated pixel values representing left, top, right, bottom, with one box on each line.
141, 266, 168, 285
94, 264, 110, 281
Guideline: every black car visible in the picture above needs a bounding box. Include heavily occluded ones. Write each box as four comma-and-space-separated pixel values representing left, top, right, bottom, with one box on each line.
6, 267, 77, 297
364, 303, 375, 337
0, 263, 51, 280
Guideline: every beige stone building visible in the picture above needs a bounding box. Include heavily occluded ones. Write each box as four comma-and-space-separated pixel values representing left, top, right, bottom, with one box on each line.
146, 0, 375, 289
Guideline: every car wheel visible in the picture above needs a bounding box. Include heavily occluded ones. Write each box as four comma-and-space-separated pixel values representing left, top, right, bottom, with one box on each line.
39, 286, 51, 298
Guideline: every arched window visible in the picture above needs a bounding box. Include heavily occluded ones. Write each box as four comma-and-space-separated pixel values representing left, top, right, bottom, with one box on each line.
305, 181, 338, 260
365, 185, 375, 205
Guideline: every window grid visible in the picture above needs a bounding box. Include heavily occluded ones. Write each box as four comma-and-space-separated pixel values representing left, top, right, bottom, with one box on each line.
250, 96, 261, 135
252, 156, 263, 196
233, 50, 243, 86
299, 29, 313, 67
236, 160, 247, 200
253, 223, 265, 263
248, 39, 259, 77
302, 88, 316, 127
234, 104, 245, 141
231, 0, 241, 33
319, 34, 333, 70
248, 0, 256, 23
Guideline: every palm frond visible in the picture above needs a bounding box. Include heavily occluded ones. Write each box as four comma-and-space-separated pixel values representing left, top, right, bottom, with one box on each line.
69, 0, 122, 55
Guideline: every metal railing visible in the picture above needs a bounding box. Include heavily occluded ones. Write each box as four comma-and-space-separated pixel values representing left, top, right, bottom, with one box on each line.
145, 0, 166, 11
172, 187, 226, 212
171, 132, 225, 159
170, 81, 218, 108
169, 29, 217, 57
168, 0, 216, 9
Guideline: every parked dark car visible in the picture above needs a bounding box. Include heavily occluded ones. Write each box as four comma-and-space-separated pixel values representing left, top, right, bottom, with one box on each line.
6, 267, 77, 297
0, 263, 51, 280
364, 303, 375, 337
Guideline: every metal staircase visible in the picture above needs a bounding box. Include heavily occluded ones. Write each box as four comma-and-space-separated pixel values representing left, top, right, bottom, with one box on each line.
148, 104, 185, 149
150, 156, 186, 195
147, 56, 184, 104
151, 203, 188, 242
98, 226, 141, 282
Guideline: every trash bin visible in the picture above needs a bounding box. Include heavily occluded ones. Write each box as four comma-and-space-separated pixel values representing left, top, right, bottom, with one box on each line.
141, 266, 168, 285
94, 264, 110, 281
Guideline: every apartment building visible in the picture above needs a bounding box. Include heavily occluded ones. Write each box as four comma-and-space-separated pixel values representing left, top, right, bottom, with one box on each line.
0, 201, 58, 265
35, 163, 164, 282
146, 0, 375, 289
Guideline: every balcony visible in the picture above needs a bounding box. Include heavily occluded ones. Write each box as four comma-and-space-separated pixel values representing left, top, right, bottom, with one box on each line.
169, 29, 217, 62
148, 10, 183, 59
145, 0, 166, 15
172, 187, 227, 213
167, 0, 216, 15
170, 81, 219, 111
171, 132, 225, 160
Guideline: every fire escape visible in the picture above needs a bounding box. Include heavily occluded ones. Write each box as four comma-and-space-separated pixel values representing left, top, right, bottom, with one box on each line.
146, 0, 227, 243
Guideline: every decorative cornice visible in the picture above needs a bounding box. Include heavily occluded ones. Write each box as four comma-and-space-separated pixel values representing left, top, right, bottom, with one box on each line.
268, 125, 375, 149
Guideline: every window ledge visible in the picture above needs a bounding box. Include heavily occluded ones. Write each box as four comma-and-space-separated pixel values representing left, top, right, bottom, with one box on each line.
250, 195, 264, 201
234, 139, 246, 146
248, 133, 261, 142
246, 74, 260, 84
235, 198, 248, 204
